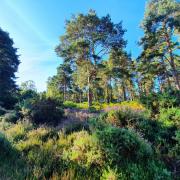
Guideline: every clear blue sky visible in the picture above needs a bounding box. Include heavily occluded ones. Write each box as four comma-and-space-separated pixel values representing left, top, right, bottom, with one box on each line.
0, 0, 146, 91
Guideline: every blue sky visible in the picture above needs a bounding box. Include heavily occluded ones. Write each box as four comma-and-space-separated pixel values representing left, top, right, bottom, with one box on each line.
0, 0, 146, 91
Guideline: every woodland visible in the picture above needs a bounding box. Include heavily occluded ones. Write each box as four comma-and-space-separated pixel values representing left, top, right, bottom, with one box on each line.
0, 0, 180, 179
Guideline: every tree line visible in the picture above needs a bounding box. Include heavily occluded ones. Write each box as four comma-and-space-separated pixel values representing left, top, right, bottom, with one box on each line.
0, 0, 179, 110
47, 0, 180, 107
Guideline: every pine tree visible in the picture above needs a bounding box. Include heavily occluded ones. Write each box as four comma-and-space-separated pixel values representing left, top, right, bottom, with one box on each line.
47, 63, 72, 101
0, 28, 20, 109
139, 0, 180, 91
109, 49, 134, 101
55, 10, 126, 107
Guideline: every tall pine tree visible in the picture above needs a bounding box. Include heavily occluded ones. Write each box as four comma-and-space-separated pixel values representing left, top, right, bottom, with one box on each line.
55, 10, 126, 107
139, 0, 180, 91
0, 28, 20, 109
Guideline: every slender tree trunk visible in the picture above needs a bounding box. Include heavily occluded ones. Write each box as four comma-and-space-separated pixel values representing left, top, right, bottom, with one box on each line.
122, 82, 127, 101
167, 43, 180, 90
106, 84, 109, 103
142, 83, 146, 96
163, 65, 172, 90
169, 52, 180, 90
129, 88, 134, 100
79, 92, 82, 103
63, 83, 66, 102
137, 83, 141, 97
164, 25, 180, 90
165, 73, 172, 90
109, 77, 112, 103
87, 75, 92, 108
128, 79, 134, 100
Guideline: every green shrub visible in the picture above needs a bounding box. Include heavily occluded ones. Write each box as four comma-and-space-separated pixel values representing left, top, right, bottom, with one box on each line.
100, 163, 171, 180
16, 96, 64, 126
64, 101, 89, 109
159, 107, 180, 127
5, 121, 32, 142
88, 113, 109, 132
25, 140, 59, 179
0, 106, 7, 116
97, 127, 153, 164
172, 130, 180, 158
158, 89, 180, 108
63, 121, 89, 135
105, 109, 145, 128
136, 119, 163, 143
30, 98, 64, 125
91, 107, 178, 152
0, 132, 13, 158
15, 127, 66, 179
103, 101, 148, 112
93, 107, 149, 129
0, 133, 28, 179
64, 101, 102, 111
16, 127, 56, 152
101, 167, 123, 180
60, 131, 103, 168
123, 161, 171, 180
89, 106, 98, 113
96, 126, 171, 179
64, 101, 77, 108
140, 89, 180, 115
3, 110, 19, 123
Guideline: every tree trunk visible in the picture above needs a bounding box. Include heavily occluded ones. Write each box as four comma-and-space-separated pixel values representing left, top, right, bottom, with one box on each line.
129, 88, 134, 100
169, 53, 180, 90
79, 92, 82, 103
122, 82, 127, 101
164, 25, 180, 90
167, 44, 180, 90
106, 85, 109, 103
136, 76, 142, 98
63, 83, 66, 102
87, 75, 92, 108
109, 77, 112, 103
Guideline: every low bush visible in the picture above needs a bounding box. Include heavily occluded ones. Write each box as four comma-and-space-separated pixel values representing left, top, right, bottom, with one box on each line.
105, 108, 148, 128
173, 130, 180, 158
14, 127, 65, 179
101, 167, 123, 180
60, 131, 103, 168
96, 126, 171, 179
89, 106, 99, 113
15, 128, 104, 179
3, 110, 20, 123
140, 89, 180, 115
0, 132, 13, 158
159, 107, 180, 128
16, 96, 64, 126
63, 121, 89, 135
97, 127, 153, 164
5, 121, 33, 142
63, 101, 77, 108
0, 106, 7, 116
123, 161, 171, 180
64, 101, 89, 109
90, 104, 149, 131
30, 98, 64, 125
103, 101, 147, 112
0, 133, 28, 179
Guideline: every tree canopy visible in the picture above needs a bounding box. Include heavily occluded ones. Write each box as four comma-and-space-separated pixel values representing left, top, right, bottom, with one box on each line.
55, 10, 127, 106
0, 28, 20, 109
